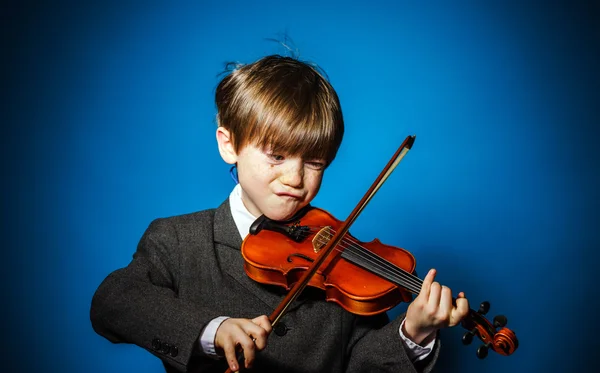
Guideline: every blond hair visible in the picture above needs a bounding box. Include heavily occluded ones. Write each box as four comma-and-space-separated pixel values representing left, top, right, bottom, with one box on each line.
215, 55, 344, 166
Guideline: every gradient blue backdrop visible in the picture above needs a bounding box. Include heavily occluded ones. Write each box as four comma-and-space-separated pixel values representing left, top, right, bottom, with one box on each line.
2, 1, 599, 372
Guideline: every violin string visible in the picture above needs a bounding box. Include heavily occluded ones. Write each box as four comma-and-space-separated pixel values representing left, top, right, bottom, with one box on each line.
308, 227, 414, 292
333, 237, 423, 294
306, 225, 423, 294
305, 224, 422, 292
334, 241, 423, 295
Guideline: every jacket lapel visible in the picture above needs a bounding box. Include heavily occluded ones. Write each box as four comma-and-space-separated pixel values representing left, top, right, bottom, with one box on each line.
213, 199, 285, 310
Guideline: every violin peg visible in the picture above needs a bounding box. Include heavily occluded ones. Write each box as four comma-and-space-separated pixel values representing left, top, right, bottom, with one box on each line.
478, 301, 490, 315
462, 330, 475, 345
476, 343, 491, 359
493, 315, 508, 328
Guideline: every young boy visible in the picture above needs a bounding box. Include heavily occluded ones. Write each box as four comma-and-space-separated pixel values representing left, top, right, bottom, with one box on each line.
90, 54, 469, 373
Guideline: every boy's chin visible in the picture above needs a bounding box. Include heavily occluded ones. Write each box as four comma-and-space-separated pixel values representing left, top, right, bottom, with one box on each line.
263, 207, 305, 222
263, 212, 296, 222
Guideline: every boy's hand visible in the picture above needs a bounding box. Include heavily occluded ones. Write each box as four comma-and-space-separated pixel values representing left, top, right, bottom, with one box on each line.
215, 315, 272, 372
403, 269, 469, 345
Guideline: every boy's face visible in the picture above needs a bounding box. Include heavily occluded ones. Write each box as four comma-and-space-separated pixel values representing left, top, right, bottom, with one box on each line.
235, 143, 325, 221
217, 127, 326, 220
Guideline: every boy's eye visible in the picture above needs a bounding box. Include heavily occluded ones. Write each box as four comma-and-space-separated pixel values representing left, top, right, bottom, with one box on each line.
268, 153, 285, 161
306, 161, 326, 170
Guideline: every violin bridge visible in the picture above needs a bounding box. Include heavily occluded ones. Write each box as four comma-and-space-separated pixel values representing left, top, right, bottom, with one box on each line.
312, 227, 332, 253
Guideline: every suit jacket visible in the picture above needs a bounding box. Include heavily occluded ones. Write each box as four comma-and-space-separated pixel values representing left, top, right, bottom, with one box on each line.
90, 199, 439, 372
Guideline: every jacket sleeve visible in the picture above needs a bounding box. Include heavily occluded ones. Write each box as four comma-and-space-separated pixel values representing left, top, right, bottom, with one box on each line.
90, 217, 221, 372
344, 313, 440, 373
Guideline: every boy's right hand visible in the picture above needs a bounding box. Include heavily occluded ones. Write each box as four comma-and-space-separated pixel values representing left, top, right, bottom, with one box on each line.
215, 315, 272, 372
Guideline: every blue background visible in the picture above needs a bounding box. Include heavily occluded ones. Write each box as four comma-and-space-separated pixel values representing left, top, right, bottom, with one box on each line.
2, 1, 599, 372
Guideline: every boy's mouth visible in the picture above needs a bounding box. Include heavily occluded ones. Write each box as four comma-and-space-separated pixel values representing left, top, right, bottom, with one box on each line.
276, 192, 302, 200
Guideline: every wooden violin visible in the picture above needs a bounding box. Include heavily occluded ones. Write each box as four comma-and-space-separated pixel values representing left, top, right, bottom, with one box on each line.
225, 135, 517, 373
242, 205, 518, 358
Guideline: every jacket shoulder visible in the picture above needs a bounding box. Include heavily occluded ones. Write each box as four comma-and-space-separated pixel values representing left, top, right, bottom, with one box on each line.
157, 209, 216, 225
145, 208, 217, 237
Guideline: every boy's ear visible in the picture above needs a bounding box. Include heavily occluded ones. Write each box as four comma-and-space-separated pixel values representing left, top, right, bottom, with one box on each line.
216, 127, 237, 164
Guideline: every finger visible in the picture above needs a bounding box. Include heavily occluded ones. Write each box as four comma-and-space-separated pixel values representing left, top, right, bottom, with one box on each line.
420, 269, 437, 298
222, 338, 239, 372
238, 335, 257, 369
451, 294, 470, 326
250, 315, 272, 350
252, 315, 273, 334
428, 281, 441, 308
438, 285, 453, 319
246, 323, 269, 350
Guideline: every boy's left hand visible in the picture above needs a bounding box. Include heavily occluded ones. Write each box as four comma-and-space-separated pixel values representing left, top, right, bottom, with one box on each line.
403, 268, 469, 345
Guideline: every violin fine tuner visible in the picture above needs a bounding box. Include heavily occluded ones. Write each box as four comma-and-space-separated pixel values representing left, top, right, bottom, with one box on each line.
461, 301, 519, 359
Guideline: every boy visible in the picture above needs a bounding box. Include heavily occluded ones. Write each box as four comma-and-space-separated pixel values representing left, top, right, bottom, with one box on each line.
90, 54, 468, 373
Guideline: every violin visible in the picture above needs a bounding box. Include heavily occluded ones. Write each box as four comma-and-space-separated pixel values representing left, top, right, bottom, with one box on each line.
242, 206, 518, 359
225, 135, 517, 373
243, 206, 416, 316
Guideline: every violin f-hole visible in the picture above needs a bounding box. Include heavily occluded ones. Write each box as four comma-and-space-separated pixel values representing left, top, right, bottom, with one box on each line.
287, 253, 315, 263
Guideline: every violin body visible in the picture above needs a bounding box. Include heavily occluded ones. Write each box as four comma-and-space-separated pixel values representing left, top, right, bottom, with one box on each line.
241, 207, 416, 316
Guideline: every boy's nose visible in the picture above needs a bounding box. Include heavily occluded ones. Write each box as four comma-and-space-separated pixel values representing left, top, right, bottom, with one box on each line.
280, 161, 304, 188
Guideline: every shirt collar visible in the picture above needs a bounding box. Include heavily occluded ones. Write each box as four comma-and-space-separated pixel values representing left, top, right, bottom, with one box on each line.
228, 183, 258, 239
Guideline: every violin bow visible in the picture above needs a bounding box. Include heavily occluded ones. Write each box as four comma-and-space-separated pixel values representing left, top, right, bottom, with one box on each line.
223, 135, 416, 373
267, 135, 416, 326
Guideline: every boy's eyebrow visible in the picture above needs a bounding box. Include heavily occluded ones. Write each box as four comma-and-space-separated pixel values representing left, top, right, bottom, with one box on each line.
264, 146, 325, 160
301, 156, 327, 164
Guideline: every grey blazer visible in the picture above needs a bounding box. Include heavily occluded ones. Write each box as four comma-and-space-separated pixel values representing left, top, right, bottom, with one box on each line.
90, 199, 439, 372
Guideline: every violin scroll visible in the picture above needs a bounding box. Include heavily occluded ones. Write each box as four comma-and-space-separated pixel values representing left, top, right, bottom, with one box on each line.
460, 301, 519, 358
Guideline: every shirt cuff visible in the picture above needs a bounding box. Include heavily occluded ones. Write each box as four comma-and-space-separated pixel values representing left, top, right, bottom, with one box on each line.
199, 316, 230, 356
398, 319, 436, 362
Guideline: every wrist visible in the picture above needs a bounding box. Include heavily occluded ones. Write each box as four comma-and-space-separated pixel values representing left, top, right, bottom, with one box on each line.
402, 318, 435, 346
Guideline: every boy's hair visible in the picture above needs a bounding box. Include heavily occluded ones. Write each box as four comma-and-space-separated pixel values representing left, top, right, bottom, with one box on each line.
215, 55, 344, 166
